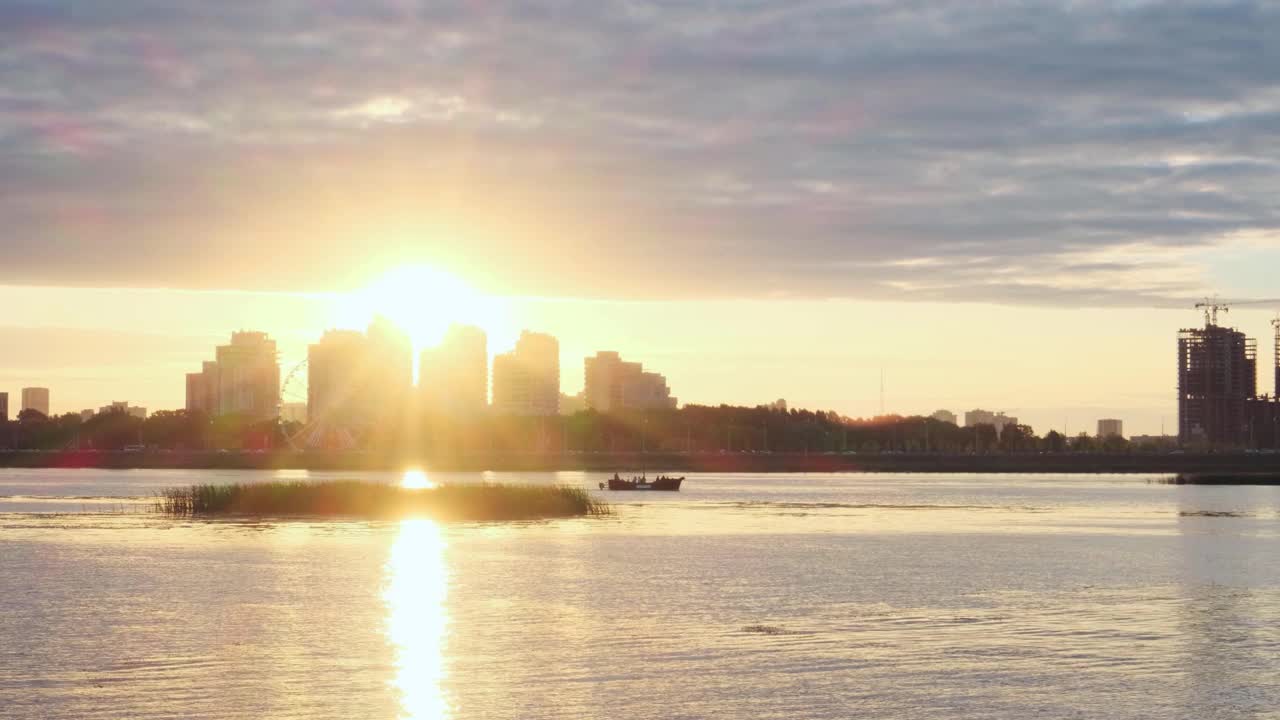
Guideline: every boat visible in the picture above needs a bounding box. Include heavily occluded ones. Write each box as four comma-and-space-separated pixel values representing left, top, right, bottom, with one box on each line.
600, 473, 684, 491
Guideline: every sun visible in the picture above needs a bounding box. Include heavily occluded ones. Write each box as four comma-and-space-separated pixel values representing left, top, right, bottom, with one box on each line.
335, 264, 506, 350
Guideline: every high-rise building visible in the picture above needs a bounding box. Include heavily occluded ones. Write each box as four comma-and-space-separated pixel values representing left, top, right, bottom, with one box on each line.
21, 387, 49, 417
492, 331, 560, 415
931, 409, 958, 425
1097, 418, 1123, 438
420, 324, 488, 416
629, 371, 676, 410
214, 332, 280, 421
185, 333, 279, 421
305, 319, 413, 430
366, 316, 414, 421
583, 351, 677, 412
1178, 322, 1256, 447
186, 361, 219, 415
1274, 321, 1279, 400
308, 329, 374, 427
1246, 396, 1280, 449
584, 351, 636, 412
0, 392, 7, 422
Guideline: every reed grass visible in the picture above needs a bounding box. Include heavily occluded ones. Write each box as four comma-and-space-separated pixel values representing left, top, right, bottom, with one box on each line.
1164, 473, 1280, 485
155, 480, 610, 521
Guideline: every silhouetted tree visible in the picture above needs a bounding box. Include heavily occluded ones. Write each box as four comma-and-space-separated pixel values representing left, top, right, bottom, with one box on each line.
998, 424, 1037, 452
80, 410, 143, 450
1069, 433, 1096, 453
1099, 434, 1131, 453
142, 410, 208, 450
1043, 430, 1067, 452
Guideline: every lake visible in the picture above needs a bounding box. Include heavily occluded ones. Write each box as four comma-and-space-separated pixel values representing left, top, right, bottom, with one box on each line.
3, 469, 1279, 719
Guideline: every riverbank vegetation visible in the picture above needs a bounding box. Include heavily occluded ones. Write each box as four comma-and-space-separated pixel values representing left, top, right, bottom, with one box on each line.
155, 480, 609, 521
0, 404, 1182, 455
1164, 473, 1280, 485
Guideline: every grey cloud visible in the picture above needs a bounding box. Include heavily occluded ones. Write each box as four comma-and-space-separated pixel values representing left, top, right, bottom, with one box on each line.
2, 0, 1280, 304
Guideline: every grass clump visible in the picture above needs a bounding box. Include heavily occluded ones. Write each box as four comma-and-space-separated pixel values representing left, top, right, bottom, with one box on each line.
156, 480, 609, 521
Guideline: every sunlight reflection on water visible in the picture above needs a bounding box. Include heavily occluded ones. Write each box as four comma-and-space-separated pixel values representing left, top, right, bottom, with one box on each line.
385, 518, 449, 719
10, 474, 1280, 719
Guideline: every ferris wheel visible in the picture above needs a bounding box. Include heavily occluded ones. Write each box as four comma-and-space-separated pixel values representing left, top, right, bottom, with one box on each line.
278, 357, 357, 450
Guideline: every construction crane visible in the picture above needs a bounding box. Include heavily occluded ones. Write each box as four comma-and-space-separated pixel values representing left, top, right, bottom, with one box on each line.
1195, 296, 1280, 326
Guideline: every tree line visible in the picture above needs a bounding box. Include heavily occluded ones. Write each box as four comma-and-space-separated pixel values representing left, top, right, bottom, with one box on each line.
0, 408, 283, 452
0, 404, 1173, 455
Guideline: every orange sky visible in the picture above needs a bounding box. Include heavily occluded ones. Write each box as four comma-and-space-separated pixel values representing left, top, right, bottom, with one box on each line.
2, 278, 1271, 436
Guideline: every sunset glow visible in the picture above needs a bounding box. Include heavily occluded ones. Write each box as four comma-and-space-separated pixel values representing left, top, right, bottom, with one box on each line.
11, 3, 1280, 719
336, 265, 509, 351
401, 469, 436, 490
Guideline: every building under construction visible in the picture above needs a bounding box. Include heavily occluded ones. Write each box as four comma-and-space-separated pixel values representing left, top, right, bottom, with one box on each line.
1177, 322, 1257, 447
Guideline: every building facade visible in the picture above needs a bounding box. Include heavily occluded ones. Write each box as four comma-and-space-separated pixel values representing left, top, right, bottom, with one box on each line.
1245, 397, 1280, 449
559, 392, 586, 415
215, 332, 280, 420
365, 317, 414, 423
308, 329, 374, 428
21, 387, 49, 417
0, 392, 7, 422
186, 332, 279, 421
419, 324, 488, 416
185, 361, 219, 415
1096, 418, 1123, 438
98, 402, 147, 419
583, 351, 677, 412
492, 331, 560, 415
1178, 323, 1256, 447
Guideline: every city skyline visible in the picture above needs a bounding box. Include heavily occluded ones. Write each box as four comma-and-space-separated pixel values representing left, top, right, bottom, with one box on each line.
25, 289, 1280, 445
8, 279, 1280, 436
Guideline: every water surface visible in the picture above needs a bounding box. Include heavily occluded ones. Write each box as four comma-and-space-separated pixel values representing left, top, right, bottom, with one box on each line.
3, 470, 1279, 719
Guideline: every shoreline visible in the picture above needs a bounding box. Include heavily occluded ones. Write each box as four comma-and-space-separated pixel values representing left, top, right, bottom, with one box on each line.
3, 450, 1280, 474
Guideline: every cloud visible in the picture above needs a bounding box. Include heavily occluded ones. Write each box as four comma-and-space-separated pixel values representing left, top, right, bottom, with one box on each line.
2, 0, 1280, 305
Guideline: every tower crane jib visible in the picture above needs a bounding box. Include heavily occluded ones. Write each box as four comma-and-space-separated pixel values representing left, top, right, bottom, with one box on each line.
1194, 297, 1280, 327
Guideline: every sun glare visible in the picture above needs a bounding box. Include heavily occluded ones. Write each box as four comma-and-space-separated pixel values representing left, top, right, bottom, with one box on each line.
401, 469, 435, 489
336, 264, 507, 350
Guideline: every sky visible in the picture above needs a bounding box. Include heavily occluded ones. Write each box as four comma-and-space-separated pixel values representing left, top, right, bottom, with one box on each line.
4, 1, 1280, 435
